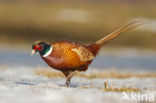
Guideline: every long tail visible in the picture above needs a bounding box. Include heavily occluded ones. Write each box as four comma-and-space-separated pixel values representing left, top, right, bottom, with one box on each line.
95, 21, 145, 47
89, 21, 145, 55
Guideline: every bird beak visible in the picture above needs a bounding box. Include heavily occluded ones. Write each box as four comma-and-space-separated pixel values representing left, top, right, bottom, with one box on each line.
31, 50, 36, 56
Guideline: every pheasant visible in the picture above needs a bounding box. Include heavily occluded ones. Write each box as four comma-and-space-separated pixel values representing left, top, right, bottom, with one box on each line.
31, 22, 144, 87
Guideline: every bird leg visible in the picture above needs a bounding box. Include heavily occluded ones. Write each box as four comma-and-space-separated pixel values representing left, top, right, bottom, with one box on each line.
67, 70, 78, 86
62, 71, 78, 87
62, 71, 69, 86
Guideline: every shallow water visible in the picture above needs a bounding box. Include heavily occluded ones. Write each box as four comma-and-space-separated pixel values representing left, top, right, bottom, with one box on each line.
0, 49, 156, 71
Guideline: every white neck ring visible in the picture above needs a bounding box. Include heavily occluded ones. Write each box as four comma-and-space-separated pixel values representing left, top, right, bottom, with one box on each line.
42, 46, 53, 57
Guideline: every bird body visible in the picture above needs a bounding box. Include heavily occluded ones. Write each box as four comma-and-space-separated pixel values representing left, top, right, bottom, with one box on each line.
42, 41, 98, 71
31, 21, 144, 87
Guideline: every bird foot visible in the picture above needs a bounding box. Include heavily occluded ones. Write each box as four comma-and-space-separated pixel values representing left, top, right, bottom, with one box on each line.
65, 82, 70, 87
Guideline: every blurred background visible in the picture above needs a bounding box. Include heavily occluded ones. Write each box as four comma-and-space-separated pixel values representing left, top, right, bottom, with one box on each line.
0, 0, 156, 70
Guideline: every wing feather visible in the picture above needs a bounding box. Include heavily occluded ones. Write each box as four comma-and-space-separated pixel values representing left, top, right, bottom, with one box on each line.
72, 46, 95, 62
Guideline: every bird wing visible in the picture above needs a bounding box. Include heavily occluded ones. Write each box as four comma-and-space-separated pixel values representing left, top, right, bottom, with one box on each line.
72, 46, 95, 62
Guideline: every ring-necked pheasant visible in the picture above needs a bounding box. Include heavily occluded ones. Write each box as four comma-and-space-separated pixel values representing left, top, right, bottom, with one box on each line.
31, 22, 144, 87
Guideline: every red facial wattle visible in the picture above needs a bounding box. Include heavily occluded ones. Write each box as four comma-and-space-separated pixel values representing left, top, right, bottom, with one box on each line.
34, 44, 42, 51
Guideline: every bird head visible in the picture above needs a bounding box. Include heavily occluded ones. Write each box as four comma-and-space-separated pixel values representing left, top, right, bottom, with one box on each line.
31, 41, 51, 56
31, 41, 43, 56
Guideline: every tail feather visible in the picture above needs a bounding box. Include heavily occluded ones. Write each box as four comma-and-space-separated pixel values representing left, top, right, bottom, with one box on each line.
95, 21, 145, 47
